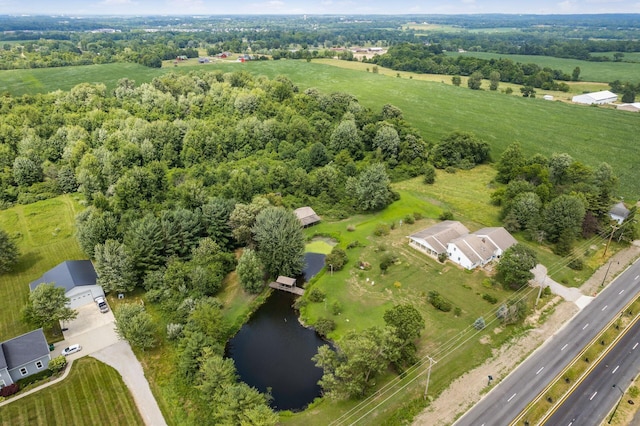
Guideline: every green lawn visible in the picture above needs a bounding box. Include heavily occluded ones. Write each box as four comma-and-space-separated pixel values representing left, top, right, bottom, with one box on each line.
0, 357, 143, 426
0, 195, 85, 342
447, 51, 640, 83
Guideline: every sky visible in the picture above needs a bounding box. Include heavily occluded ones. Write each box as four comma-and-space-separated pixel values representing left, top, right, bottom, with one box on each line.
2, 0, 640, 16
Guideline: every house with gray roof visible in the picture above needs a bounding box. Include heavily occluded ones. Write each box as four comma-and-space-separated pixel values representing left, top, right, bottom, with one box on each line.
609, 202, 631, 225
30, 260, 104, 309
408, 220, 470, 258
0, 329, 51, 387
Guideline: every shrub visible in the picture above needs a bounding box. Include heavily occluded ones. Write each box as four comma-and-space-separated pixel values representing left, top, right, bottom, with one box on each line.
413, 212, 423, 221
445, 166, 457, 174
439, 211, 454, 221
374, 223, 390, 236
166, 323, 184, 340
403, 214, 415, 225
347, 225, 356, 232
346, 240, 361, 249
293, 297, 308, 309
48, 355, 67, 374
331, 301, 342, 315
325, 247, 348, 271
437, 252, 448, 263
428, 290, 452, 312
315, 318, 336, 337
308, 288, 325, 303
454, 307, 462, 316
568, 258, 584, 271
474, 317, 486, 330
0, 383, 19, 397
543, 286, 552, 296
17, 369, 53, 387
380, 253, 397, 273
423, 163, 436, 184
482, 293, 498, 304
629, 386, 639, 398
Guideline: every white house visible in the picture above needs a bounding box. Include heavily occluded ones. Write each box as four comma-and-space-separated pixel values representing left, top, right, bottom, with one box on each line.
408, 221, 470, 259
572, 90, 618, 105
29, 260, 104, 309
474, 227, 518, 257
609, 202, 631, 225
0, 329, 51, 388
617, 103, 640, 112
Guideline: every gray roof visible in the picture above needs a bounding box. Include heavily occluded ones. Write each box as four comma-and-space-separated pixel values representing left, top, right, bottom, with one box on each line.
29, 260, 97, 293
450, 234, 498, 265
409, 221, 470, 253
474, 227, 518, 251
294, 207, 321, 227
1, 329, 49, 370
276, 276, 297, 287
609, 202, 630, 219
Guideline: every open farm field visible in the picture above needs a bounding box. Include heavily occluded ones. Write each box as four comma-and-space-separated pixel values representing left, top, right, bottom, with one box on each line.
447, 51, 640, 83
0, 195, 85, 341
0, 357, 143, 426
597, 51, 640, 63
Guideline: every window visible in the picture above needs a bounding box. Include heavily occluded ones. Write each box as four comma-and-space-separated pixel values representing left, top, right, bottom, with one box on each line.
36, 361, 44, 369
0, 380, 5, 389
19, 367, 28, 376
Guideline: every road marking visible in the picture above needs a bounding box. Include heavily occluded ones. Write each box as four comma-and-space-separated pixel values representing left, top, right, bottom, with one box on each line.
536, 367, 544, 375
602, 305, 608, 311
620, 289, 625, 295
635, 275, 639, 280
590, 391, 598, 401
507, 393, 517, 402
612, 365, 619, 374
561, 344, 568, 351
633, 343, 639, 350
583, 323, 589, 330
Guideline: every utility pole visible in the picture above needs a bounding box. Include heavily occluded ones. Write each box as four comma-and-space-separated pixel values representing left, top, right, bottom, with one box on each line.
535, 275, 546, 310
601, 261, 615, 287
608, 384, 625, 424
424, 356, 437, 400
603, 224, 619, 258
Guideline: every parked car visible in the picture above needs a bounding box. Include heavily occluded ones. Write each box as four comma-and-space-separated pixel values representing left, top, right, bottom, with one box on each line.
61, 344, 82, 356
94, 296, 109, 313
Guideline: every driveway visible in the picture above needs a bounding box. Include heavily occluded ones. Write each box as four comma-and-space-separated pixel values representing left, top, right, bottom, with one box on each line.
531, 263, 593, 309
55, 302, 167, 426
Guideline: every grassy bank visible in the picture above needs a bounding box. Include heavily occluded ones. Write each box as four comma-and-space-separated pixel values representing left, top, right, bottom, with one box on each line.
0, 357, 143, 425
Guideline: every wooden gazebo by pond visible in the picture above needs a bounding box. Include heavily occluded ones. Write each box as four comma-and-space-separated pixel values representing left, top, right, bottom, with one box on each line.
269, 276, 305, 296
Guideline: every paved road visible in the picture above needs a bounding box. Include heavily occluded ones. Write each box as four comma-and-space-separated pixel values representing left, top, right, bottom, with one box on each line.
454, 258, 640, 426
544, 315, 640, 425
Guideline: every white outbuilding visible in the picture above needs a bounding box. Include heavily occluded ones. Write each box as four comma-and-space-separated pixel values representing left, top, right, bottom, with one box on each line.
617, 102, 640, 112
572, 90, 618, 105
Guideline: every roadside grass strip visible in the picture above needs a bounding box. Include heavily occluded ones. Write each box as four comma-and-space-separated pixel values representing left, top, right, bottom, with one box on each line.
512, 297, 640, 425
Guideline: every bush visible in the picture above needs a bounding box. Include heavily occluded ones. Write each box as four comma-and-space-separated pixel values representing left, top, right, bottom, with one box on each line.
17, 369, 53, 387
48, 355, 67, 374
437, 252, 448, 263
543, 285, 552, 296
380, 253, 397, 273
293, 297, 308, 309
568, 258, 584, 271
403, 214, 415, 225
0, 383, 19, 397
315, 318, 336, 337
428, 290, 452, 312
444, 166, 457, 174
325, 247, 348, 271
347, 224, 356, 232
374, 223, 390, 236
439, 211, 454, 221
166, 323, 184, 340
346, 240, 361, 249
308, 288, 325, 303
331, 301, 342, 315
482, 293, 498, 304
413, 212, 423, 221
423, 164, 436, 184
454, 307, 462, 316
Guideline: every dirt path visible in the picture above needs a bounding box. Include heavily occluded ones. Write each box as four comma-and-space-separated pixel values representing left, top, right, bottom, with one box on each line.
413, 241, 640, 426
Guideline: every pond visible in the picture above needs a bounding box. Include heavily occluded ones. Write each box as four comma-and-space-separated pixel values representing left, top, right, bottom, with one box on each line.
226, 252, 328, 411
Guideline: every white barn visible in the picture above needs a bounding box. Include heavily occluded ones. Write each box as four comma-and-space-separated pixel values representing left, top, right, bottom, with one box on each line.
447, 227, 517, 270
617, 103, 640, 112
572, 90, 618, 105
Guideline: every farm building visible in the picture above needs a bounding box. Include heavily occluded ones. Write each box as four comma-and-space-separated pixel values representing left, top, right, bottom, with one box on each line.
409, 222, 516, 270
0, 329, 51, 387
408, 221, 470, 259
571, 90, 618, 105
617, 103, 640, 112
294, 207, 321, 227
609, 202, 631, 224
543, 95, 554, 101
29, 260, 104, 309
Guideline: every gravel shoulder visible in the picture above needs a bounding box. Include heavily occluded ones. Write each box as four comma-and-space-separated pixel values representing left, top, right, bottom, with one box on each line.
413, 241, 640, 426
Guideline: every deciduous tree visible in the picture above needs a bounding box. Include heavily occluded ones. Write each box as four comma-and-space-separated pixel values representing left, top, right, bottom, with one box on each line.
346, 163, 394, 212
0, 228, 19, 274
114, 303, 157, 351
236, 248, 265, 294
252, 207, 305, 278
24, 283, 77, 330
496, 244, 537, 290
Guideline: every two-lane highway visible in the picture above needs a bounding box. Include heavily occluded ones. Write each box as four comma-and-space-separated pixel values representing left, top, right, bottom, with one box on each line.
544, 314, 640, 425
454, 259, 640, 426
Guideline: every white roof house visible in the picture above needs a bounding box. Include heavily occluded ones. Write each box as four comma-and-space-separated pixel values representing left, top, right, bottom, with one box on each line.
617, 103, 640, 112
408, 221, 470, 258
572, 90, 618, 105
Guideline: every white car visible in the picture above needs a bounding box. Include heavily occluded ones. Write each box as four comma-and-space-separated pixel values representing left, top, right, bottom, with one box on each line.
61, 344, 82, 356
95, 296, 109, 313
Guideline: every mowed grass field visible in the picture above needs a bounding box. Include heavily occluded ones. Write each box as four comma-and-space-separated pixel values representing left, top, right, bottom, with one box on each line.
447, 51, 640, 83
0, 194, 85, 341
0, 357, 143, 426
0, 60, 638, 199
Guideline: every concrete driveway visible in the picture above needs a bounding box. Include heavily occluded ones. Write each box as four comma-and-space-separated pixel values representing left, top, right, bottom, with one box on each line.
55, 302, 119, 360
